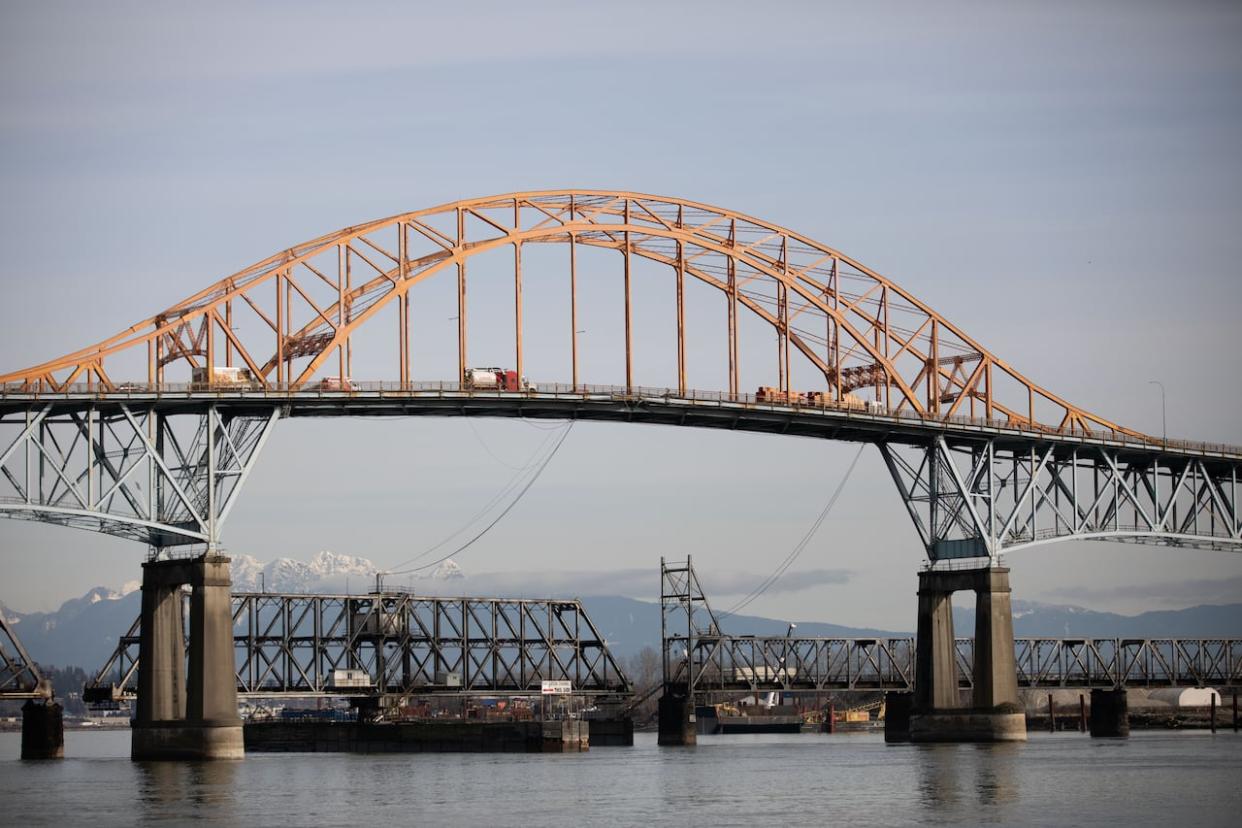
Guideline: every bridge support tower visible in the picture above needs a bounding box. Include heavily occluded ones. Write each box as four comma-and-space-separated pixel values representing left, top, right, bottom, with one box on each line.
657, 684, 697, 746
1088, 688, 1129, 737
883, 691, 913, 743
909, 566, 1026, 742
132, 553, 243, 760
21, 695, 64, 760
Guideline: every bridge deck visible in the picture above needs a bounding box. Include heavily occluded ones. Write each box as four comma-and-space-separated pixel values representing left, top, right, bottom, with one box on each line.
4, 383, 1238, 462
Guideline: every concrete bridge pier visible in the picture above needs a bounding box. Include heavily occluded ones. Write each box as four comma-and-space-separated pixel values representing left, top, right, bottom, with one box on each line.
132, 553, 243, 760
909, 566, 1026, 742
1088, 688, 1129, 737
883, 691, 913, 743
21, 693, 64, 759
657, 684, 697, 746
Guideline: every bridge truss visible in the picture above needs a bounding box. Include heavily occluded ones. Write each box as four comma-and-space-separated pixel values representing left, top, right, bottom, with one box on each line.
0, 403, 277, 546
86, 591, 631, 702
0, 614, 50, 700
0, 191, 1238, 561
661, 558, 1241, 696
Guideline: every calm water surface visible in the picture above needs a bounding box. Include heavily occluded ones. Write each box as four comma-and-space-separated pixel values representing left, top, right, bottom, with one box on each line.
1, 729, 1238, 826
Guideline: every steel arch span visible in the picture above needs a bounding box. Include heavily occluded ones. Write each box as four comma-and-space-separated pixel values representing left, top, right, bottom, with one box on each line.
1, 190, 1239, 560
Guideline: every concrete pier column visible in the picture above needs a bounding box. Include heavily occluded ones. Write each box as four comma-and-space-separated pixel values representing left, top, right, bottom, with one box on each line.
185, 555, 244, 758
883, 691, 912, 743
972, 568, 1019, 710
21, 699, 64, 759
187, 556, 241, 725
132, 553, 244, 760
912, 575, 958, 713
657, 684, 696, 746
136, 583, 185, 723
910, 566, 1026, 743
1088, 689, 1129, 738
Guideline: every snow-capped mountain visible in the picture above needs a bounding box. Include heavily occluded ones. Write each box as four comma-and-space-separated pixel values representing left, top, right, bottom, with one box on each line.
229, 550, 379, 593
430, 560, 465, 580
227, 550, 467, 593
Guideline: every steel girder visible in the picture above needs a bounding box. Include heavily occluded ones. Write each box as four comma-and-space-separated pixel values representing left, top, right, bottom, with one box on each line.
660, 555, 724, 694
671, 635, 1242, 695
0, 190, 1161, 440
1, 390, 1234, 559
0, 613, 49, 699
879, 436, 1242, 563
86, 592, 631, 701
659, 558, 1242, 696
2, 189, 1238, 559
0, 403, 279, 548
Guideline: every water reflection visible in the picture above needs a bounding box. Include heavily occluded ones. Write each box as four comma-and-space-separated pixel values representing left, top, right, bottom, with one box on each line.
915, 742, 1018, 813
137, 760, 239, 819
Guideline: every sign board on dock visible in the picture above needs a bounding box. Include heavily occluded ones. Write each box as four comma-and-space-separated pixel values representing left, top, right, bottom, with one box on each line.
541, 680, 572, 695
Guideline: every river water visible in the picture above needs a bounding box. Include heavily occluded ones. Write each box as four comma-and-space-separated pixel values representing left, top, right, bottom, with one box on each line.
1, 729, 1238, 826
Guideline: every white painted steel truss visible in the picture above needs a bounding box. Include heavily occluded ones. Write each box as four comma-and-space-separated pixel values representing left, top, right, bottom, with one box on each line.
879, 436, 1242, 563
0, 404, 279, 548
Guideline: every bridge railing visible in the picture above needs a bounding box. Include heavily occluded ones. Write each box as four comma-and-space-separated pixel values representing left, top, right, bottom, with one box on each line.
5, 380, 1237, 458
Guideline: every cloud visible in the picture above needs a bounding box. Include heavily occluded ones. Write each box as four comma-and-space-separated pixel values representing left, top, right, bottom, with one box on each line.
1048, 575, 1242, 609
411, 567, 852, 600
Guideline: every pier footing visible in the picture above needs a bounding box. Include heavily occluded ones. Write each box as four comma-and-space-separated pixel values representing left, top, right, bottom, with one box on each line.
884, 691, 912, 743
910, 566, 1027, 743
657, 684, 696, 746
909, 711, 1027, 743
132, 721, 245, 760
131, 553, 244, 760
1089, 689, 1129, 738
21, 699, 64, 760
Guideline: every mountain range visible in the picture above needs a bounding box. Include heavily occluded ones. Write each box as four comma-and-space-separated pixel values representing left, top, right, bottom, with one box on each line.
2, 551, 1239, 672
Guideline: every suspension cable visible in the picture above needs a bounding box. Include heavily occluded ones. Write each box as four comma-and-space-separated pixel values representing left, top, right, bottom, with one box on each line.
385, 425, 564, 573
387, 420, 575, 576
719, 443, 865, 618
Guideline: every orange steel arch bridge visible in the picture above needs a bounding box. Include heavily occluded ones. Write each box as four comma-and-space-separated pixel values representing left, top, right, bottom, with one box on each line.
1, 190, 1239, 562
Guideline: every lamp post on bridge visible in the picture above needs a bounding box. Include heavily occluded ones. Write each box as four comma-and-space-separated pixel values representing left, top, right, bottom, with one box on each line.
1148, 380, 1167, 446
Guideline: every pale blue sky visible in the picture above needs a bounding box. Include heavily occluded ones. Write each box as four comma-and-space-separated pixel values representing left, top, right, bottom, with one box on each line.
2, 1, 1240, 625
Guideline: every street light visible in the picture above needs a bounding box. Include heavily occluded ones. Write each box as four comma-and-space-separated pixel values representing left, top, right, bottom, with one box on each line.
1148, 380, 1167, 445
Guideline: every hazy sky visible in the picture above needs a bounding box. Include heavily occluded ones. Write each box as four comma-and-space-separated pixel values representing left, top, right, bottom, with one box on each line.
2, 1, 1240, 626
